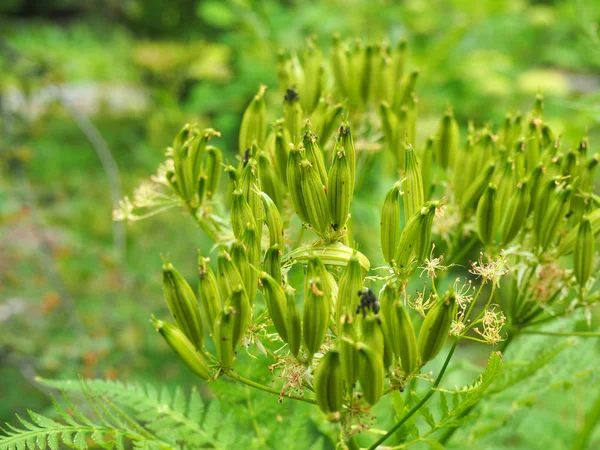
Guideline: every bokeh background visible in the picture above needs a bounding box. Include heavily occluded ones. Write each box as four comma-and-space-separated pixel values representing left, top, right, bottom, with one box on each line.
1, 0, 599, 446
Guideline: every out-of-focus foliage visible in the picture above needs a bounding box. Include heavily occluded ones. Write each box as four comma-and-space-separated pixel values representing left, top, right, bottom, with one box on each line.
1, 0, 599, 448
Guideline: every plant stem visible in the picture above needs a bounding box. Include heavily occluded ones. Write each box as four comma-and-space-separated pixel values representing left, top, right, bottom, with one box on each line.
571, 389, 600, 450
366, 342, 458, 450
225, 370, 317, 405
520, 330, 600, 337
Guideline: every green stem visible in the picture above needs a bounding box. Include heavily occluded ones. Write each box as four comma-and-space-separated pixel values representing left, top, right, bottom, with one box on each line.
366, 341, 458, 450
571, 389, 600, 450
520, 330, 600, 337
225, 370, 317, 405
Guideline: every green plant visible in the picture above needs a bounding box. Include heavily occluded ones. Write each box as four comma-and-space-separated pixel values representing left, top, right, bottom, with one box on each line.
3, 35, 599, 450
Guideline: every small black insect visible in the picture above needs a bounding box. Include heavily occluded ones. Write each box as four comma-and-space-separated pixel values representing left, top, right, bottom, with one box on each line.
242, 148, 251, 167
284, 88, 299, 103
356, 288, 380, 317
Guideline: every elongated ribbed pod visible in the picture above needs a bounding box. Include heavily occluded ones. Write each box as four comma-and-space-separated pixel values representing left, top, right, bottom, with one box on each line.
285, 286, 302, 357
303, 261, 332, 362
380, 182, 403, 264
204, 145, 222, 199
536, 185, 572, 251
258, 152, 284, 210
239, 85, 267, 153
214, 307, 236, 369
260, 192, 285, 249
284, 88, 303, 143
337, 124, 356, 189
163, 263, 204, 349
335, 252, 364, 326
227, 286, 251, 350
152, 317, 210, 380
360, 314, 384, 361
476, 184, 499, 246
418, 292, 457, 365
357, 342, 384, 406
314, 349, 344, 414
328, 149, 352, 232
287, 145, 311, 223
556, 208, 600, 256
339, 315, 359, 387
574, 216, 594, 286
300, 159, 331, 234
303, 130, 328, 186
500, 180, 530, 245
230, 241, 252, 301
259, 271, 289, 342
198, 253, 221, 335
394, 202, 437, 271
403, 145, 424, 221
460, 162, 495, 215
394, 301, 419, 376
217, 249, 246, 300
436, 111, 459, 170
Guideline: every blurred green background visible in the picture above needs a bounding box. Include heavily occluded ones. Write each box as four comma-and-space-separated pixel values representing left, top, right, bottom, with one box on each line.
1, 0, 599, 446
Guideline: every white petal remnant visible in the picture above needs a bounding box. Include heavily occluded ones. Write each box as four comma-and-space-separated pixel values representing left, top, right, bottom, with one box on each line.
470, 251, 509, 287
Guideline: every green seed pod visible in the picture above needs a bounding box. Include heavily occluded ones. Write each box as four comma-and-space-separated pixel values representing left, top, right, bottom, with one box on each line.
357, 342, 385, 406
536, 184, 572, 251
287, 145, 311, 223
239, 152, 264, 232
335, 252, 364, 328
239, 85, 267, 153
394, 301, 419, 376
320, 103, 344, 147
258, 152, 284, 210
197, 173, 208, 207
420, 137, 434, 199
314, 348, 344, 414
303, 277, 331, 362
230, 241, 253, 304
310, 97, 329, 142
198, 253, 221, 335
283, 88, 303, 143
574, 216, 594, 287
377, 283, 397, 350
328, 149, 352, 232
241, 224, 261, 303
403, 145, 425, 221
152, 317, 210, 380
379, 101, 400, 166
460, 162, 496, 215
394, 202, 437, 271
214, 307, 236, 370
495, 159, 516, 216
337, 124, 356, 189
300, 159, 331, 235
527, 163, 545, 215
391, 39, 407, 86
331, 34, 350, 97
500, 180, 531, 245
163, 262, 204, 349
231, 190, 256, 240
360, 314, 384, 361
453, 137, 473, 205
436, 111, 459, 170
476, 184, 499, 246
301, 37, 324, 113
260, 191, 285, 249
274, 123, 291, 185
225, 164, 239, 208
204, 145, 222, 199
285, 286, 302, 357
380, 181, 403, 264
190, 128, 220, 191
418, 292, 457, 365
339, 316, 359, 387
263, 244, 282, 284
557, 208, 600, 256
303, 130, 328, 186
259, 271, 289, 342
361, 44, 374, 105
393, 70, 419, 114
217, 249, 246, 300
227, 285, 251, 350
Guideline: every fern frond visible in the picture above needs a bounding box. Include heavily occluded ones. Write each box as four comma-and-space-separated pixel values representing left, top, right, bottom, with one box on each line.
0, 400, 172, 450
36, 378, 243, 449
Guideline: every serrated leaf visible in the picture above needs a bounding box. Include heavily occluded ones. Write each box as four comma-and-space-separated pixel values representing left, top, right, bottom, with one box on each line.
172, 387, 186, 415
74, 431, 88, 449
187, 387, 204, 423
439, 391, 449, 417
47, 432, 59, 450
159, 387, 172, 408
35, 433, 47, 450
